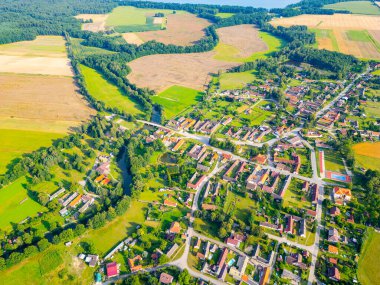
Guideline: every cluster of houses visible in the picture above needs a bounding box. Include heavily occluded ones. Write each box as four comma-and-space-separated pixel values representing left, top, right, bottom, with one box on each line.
223, 125, 272, 143
167, 117, 220, 135
201, 181, 220, 211
246, 166, 290, 200
223, 160, 246, 182
187, 144, 218, 172
58, 191, 95, 217
217, 89, 265, 102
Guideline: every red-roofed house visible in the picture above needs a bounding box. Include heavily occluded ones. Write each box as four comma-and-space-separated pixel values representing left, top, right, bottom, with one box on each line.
159, 272, 174, 284
106, 262, 119, 278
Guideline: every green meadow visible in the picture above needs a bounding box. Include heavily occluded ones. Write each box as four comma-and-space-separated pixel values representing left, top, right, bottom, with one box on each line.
0, 129, 64, 174
358, 228, 380, 284
0, 177, 46, 230
219, 70, 258, 90
70, 38, 115, 58
310, 28, 340, 51
152, 85, 203, 119
216, 12, 234, 18
324, 1, 380, 15
106, 6, 184, 33
80, 64, 143, 115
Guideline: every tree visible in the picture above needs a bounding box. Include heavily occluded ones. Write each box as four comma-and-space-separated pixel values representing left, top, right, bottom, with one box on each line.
218, 227, 228, 239
37, 238, 50, 252
178, 269, 192, 285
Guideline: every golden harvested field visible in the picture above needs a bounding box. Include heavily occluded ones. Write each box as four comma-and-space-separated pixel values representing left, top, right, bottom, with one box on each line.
75, 14, 108, 32
271, 14, 380, 30
137, 14, 210, 46
122, 33, 145, 45
0, 36, 72, 76
216, 25, 268, 58
271, 14, 380, 59
127, 52, 237, 92
0, 74, 94, 132
352, 142, 380, 171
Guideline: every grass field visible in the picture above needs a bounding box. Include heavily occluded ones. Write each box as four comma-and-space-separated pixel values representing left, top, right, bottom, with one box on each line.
310, 29, 340, 51
71, 38, 115, 58
0, 177, 46, 230
152, 85, 203, 119
283, 179, 312, 210
352, 142, 380, 171
358, 228, 380, 285
106, 6, 182, 33
83, 200, 146, 255
216, 13, 234, 18
372, 69, 380, 75
324, 149, 346, 173
80, 64, 143, 115
240, 100, 274, 126
219, 70, 258, 90
324, 1, 380, 15
0, 129, 64, 174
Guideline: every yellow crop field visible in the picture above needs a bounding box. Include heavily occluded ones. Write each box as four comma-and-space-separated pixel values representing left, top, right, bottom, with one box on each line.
352, 142, 380, 171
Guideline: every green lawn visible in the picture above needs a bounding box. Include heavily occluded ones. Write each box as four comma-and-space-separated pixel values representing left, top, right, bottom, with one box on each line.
364, 101, 380, 118
152, 85, 203, 119
372, 69, 380, 75
283, 179, 312, 210
240, 100, 274, 126
83, 200, 146, 255
214, 31, 285, 63
324, 149, 346, 173
106, 6, 184, 33
0, 177, 47, 230
0, 129, 64, 174
324, 1, 380, 15
80, 64, 143, 115
216, 12, 234, 18
358, 228, 380, 285
219, 70, 258, 90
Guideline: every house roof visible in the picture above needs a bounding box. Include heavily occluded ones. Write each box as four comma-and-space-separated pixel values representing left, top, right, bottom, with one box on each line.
333, 187, 352, 197
328, 245, 339, 254
169, 221, 181, 234
226, 238, 239, 246
106, 262, 118, 277
164, 199, 177, 207
159, 272, 174, 284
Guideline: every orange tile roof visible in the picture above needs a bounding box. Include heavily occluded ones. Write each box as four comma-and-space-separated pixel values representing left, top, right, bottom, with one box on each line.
69, 194, 83, 208
169, 221, 181, 234
328, 245, 339, 254
333, 187, 352, 197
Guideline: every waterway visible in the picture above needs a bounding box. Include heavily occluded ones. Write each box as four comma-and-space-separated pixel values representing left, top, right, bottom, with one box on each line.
117, 148, 132, 195
147, 0, 300, 9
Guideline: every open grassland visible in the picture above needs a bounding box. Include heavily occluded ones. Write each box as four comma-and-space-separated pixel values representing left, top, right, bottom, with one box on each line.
216, 12, 234, 18
71, 38, 116, 57
352, 142, 380, 171
372, 69, 380, 75
358, 229, 380, 285
324, 149, 346, 173
219, 70, 258, 90
136, 13, 210, 46
106, 6, 183, 33
153, 85, 203, 119
83, 200, 146, 255
0, 177, 46, 230
271, 14, 380, 60
324, 1, 380, 15
0, 129, 64, 174
214, 25, 268, 62
80, 64, 143, 115
127, 52, 237, 92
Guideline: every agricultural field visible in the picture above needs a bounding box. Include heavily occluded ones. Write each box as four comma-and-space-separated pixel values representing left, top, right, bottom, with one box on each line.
216, 12, 234, 18
352, 142, 380, 171
0, 177, 47, 230
135, 13, 210, 46
0, 129, 63, 174
358, 228, 380, 285
152, 85, 203, 119
219, 70, 258, 90
271, 14, 380, 60
324, 1, 380, 15
0, 36, 94, 173
80, 64, 143, 115
75, 14, 108, 32
214, 25, 268, 62
127, 51, 237, 92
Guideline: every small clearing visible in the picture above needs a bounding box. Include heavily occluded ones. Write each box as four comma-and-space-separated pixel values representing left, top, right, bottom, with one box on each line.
122, 33, 145, 45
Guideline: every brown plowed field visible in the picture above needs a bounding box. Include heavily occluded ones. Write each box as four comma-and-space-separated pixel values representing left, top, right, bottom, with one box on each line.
122, 33, 145, 45
137, 14, 210, 46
